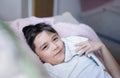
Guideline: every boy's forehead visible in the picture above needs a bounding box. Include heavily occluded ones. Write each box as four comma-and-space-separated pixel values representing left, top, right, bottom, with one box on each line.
36, 31, 56, 38
34, 31, 58, 47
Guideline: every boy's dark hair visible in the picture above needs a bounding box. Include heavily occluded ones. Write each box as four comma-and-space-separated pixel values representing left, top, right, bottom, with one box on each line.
22, 23, 57, 53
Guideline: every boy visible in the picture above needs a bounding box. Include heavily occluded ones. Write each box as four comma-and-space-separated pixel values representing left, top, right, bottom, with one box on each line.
23, 23, 120, 78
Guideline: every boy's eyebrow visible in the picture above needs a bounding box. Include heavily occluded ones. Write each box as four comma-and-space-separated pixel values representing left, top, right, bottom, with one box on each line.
51, 33, 58, 38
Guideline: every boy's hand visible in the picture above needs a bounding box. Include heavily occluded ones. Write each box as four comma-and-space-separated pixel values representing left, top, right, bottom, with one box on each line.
75, 41, 104, 56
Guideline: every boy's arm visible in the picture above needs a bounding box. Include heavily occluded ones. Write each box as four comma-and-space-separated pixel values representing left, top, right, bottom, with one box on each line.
75, 40, 120, 78
100, 45, 120, 78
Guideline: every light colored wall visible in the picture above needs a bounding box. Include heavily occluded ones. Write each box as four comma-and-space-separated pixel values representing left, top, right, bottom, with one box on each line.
0, 0, 22, 21
22, 0, 33, 18
1, 0, 81, 21
0, 0, 32, 21
54, 0, 82, 22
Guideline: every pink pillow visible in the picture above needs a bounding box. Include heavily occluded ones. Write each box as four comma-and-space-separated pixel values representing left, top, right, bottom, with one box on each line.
8, 17, 100, 43
8, 16, 100, 42
8, 16, 55, 42
52, 22, 100, 41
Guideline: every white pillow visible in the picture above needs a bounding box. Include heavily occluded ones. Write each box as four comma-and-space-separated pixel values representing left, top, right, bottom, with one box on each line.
54, 12, 79, 24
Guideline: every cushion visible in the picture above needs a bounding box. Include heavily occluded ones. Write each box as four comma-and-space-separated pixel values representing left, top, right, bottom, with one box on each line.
8, 12, 100, 42
52, 22, 100, 41
54, 12, 80, 24
8, 16, 55, 42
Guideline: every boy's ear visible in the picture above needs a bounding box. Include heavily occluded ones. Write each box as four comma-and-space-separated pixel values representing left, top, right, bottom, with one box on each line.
39, 57, 45, 63
35, 52, 45, 63
34, 51, 39, 56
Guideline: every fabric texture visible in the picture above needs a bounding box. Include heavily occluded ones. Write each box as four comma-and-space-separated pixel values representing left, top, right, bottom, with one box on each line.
8, 16, 100, 42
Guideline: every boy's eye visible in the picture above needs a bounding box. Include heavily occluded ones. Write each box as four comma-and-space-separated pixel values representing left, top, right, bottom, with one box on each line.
53, 37, 58, 41
41, 45, 48, 50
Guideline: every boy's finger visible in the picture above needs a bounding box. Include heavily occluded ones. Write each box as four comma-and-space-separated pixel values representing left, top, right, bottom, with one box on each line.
78, 49, 85, 56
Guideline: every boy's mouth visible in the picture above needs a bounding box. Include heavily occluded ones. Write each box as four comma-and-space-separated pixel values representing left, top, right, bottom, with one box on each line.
55, 49, 63, 56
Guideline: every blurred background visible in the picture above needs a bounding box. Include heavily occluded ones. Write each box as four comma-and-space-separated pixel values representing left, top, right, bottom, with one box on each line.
0, 20, 50, 78
0, 0, 120, 77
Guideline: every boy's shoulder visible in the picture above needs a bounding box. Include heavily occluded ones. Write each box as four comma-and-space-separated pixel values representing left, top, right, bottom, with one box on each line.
62, 36, 88, 43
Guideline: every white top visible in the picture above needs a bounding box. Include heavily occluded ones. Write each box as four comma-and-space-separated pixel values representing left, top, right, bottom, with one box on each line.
44, 36, 112, 78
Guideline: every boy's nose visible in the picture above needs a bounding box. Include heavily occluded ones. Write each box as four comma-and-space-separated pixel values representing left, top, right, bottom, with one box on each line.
51, 43, 58, 50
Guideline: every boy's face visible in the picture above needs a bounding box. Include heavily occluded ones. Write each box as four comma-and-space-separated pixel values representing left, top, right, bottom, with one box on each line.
34, 31, 65, 65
